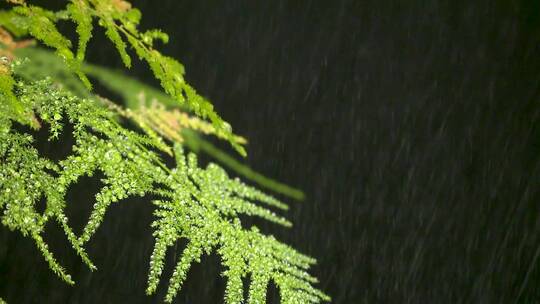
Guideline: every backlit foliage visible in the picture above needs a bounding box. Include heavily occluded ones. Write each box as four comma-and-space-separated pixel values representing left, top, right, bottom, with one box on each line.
0, 0, 327, 303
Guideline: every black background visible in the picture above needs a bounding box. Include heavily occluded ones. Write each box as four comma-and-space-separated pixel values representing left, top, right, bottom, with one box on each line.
1, 0, 540, 303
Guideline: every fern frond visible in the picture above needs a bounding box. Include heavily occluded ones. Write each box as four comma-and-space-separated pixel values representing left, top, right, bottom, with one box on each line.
0, 2, 324, 299
10, 5, 71, 64
103, 18, 131, 67
146, 145, 329, 303
1, 77, 164, 281
81, 59, 304, 200
11, 46, 305, 200
88, 0, 246, 155
1, 0, 242, 154
0, 117, 75, 284
0, 76, 329, 303
67, 0, 93, 62
9, 4, 91, 88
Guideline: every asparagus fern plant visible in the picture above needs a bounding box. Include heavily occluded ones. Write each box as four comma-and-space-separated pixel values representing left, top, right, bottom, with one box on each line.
0, 0, 329, 303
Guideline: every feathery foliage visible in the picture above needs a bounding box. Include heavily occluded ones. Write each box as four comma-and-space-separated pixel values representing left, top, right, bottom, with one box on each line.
13, 46, 306, 200
0, 0, 327, 302
1, 0, 244, 155
1, 76, 329, 303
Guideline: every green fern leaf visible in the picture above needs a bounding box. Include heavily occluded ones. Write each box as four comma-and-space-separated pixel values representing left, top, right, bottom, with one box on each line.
67, 1, 93, 62
10, 5, 91, 87
3, 0, 245, 155
146, 145, 328, 303
1, 76, 329, 303
12, 46, 305, 200
0, 1, 328, 302
102, 18, 131, 67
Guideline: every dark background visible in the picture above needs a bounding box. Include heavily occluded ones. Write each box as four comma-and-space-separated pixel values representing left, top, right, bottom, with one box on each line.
1, 0, 540, 303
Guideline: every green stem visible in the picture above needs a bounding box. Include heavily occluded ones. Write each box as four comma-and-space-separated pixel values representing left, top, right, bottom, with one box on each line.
182, 130, 305, 201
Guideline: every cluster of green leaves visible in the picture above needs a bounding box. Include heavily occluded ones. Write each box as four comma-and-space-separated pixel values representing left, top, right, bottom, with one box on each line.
0, 0, 328, 303
0, 0, 244, 155
13, 46, 306, 200
148, 145, 329, 303
1, 77, 164, 283
0, 77, 329, 303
